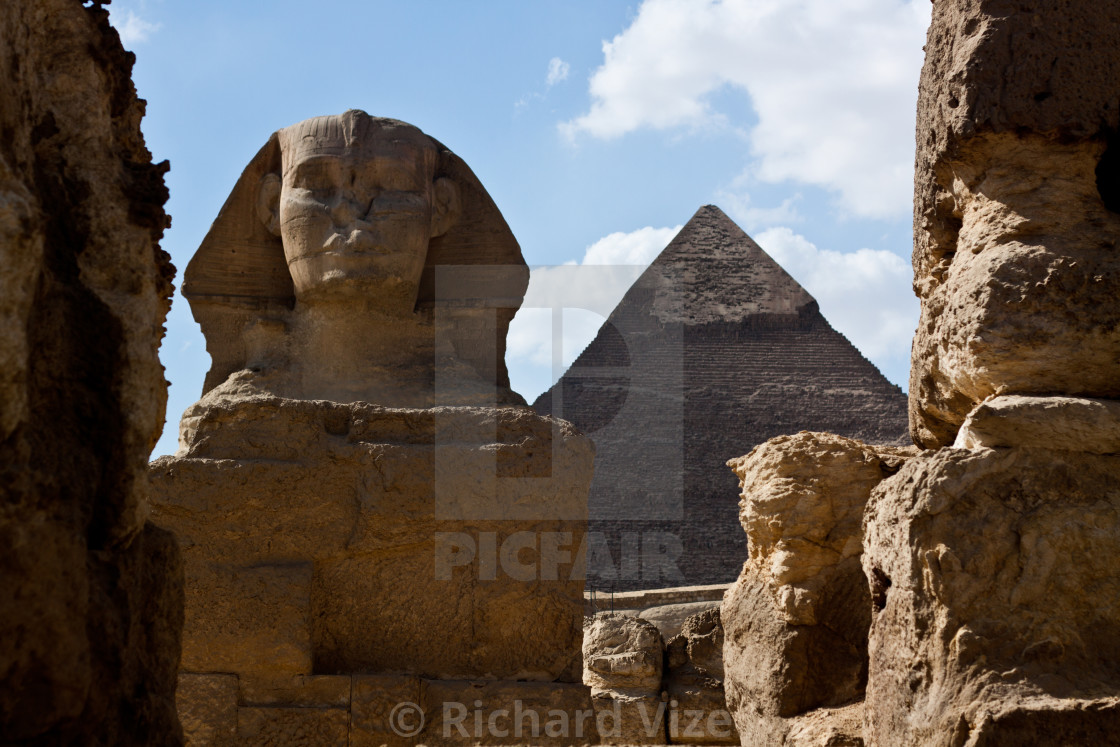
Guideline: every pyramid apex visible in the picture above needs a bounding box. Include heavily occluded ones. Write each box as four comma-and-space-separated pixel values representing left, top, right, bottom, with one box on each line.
630, 205, 816, 324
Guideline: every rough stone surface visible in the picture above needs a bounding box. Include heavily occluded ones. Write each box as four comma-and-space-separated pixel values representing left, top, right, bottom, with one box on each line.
593, 693, 668, 746
782, 702, 865, 747
177, 674, 238, 747
668, 608, 725, 684
721, 433, 907, 745
153, 396, 592, 683
419, 679, 598, 746
0, 1, 181, 744
910, 0, 1120, 447
534, 205, 909, 591
863, 447, 1120, 745
583, 613, 665, 696
954, 394, 1120, 453
239, 675, 352, 708
350, 674, 424, 747
179, 560, 313, 678
236, 706, 349, 746
663, 609, 739, 745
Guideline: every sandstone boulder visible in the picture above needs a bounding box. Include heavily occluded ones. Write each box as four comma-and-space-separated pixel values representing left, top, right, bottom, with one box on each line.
722, 432, 907, 745
910, 0, 1120, 447
954, 394, 1120, 454
862, 447, 1120, 745
0, 2, 181, 743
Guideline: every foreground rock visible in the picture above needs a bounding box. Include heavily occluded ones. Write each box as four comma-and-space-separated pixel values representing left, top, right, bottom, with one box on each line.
863, 447, 1120, 744
909, 0, 1120, 448
0, 2, 181, 743
722, 432, 910, 746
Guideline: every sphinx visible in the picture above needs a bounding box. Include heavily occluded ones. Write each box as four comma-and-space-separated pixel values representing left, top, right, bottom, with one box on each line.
152, 112, 595, 744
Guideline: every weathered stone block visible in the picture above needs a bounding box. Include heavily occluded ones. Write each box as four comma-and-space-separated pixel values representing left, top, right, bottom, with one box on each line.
862, 447, 1120, 745
350, 674, 425, 747
236, 706, 349, 746
179, 560, 312, 678
239, 675, 351, 708
420, 679, 598, 745
592, 693, 667, 746
663, 609, 738, 745
954, 394, 1120, 454
178, 673, 238, 747
583, 613, 664, 695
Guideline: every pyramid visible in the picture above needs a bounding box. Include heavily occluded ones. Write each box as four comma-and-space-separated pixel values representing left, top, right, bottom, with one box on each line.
533, 205, 909, 591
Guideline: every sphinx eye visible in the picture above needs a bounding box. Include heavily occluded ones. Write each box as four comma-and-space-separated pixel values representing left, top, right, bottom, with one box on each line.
290, 160, 339, 194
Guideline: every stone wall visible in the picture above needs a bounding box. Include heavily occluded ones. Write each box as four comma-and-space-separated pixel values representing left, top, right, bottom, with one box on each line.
0, 1, 181, 743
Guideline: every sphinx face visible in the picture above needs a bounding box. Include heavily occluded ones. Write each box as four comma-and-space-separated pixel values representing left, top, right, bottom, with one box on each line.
277, 121, 437, 308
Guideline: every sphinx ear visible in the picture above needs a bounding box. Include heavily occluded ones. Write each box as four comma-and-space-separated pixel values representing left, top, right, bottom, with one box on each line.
257, 173, 282, 237
430, 177, 461, 238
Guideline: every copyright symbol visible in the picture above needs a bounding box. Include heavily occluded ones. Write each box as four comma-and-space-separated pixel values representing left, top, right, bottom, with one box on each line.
389, 701, 425, 738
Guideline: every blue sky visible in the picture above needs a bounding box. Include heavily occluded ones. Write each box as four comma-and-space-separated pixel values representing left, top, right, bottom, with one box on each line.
109, 0, 931, 457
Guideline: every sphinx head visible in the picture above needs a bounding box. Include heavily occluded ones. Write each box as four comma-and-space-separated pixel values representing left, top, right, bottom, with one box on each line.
254, 112, 460, 310
184, 111, 528, 398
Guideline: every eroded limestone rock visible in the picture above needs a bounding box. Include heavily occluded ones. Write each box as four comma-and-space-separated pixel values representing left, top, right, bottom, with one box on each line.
0, 2, 180, 743
584, 613, 664, 696
862, 447, 1120, 745
910, 0, 1120, 447
954, 394, 1120, 454
722, 432, 908, 746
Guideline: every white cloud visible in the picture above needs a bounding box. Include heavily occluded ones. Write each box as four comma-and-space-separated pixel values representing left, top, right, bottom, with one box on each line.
755, 226, 916, 381
718, 190, 802, 232
546, 57, 571, 87
114, 9, 161, 46
561, 0, 930, 219
507, 225, 680, 398
581, 225, 680, 265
